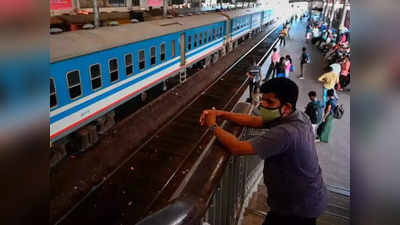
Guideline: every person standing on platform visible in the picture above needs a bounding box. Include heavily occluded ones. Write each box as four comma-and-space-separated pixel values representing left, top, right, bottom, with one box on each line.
330, 63, 341, 98
318, 66, 339, 107
317, 89, 337, 143
285, 55, 293, 78
286, 22, 291, 40
299, 47, 309, 79
305, 91, 323, 139
337, 55, 350, 91
276, 57, 287, 78
265, 48, 280, 81
246, 60, 261, 102
200, 78, 327, 225
279, 27, 287, 47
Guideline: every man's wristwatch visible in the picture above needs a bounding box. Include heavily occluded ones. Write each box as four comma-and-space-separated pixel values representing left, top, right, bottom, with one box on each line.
210, 124, 217, 133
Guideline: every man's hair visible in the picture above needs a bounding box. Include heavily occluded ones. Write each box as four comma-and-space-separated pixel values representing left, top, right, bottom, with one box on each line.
325, 66, 333, 72
260, 78, 299, 110
327, 89, 335, 97
272, 47, 277, 52
308, 91, 317, 98
302, 47, 306, 51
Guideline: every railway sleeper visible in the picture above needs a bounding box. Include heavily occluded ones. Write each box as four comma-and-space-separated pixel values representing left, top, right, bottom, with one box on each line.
50, 138, 68, 168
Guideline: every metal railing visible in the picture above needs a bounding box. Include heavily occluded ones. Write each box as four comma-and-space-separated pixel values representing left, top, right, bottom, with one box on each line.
135, 102, 265, 225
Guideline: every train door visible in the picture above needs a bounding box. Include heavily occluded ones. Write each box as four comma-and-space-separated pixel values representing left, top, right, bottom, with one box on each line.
261, 11, 265, 28
180, 33, 185, 66
179, 33, 186, 83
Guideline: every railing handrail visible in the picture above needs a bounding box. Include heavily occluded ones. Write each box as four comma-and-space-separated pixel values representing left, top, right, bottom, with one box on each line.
135, 102, 253, 225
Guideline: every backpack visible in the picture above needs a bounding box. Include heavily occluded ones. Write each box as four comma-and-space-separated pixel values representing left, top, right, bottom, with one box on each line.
333, 104, 344, 119
305, 101, 323, 124
305, 53, 311, 64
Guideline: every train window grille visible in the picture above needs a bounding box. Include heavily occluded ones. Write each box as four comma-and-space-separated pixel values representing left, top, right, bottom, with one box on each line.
66, 70, 82, 100
160, 43, 166, 62
199, 33, 203, 45
212, 28, 215, 40
204, 32, 207, 43
125, 54, 133, 76
208, 31, 211, 41
50, 77, 57, 108
109, 58, 119, 82
150, 47, 156, 66
188, 36, 192, 50
194, 34, 197, 48
139, 50, 145, 71
219, 27, 223, 37
90, 64, 102, 90
171, 40, 176, 57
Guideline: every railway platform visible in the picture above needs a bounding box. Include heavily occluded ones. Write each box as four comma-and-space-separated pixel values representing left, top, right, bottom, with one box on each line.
238, 18, 350, 225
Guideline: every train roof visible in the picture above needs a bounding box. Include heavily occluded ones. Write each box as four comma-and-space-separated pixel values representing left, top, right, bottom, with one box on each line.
221, 7, 266, 18
50, 12, 226, 63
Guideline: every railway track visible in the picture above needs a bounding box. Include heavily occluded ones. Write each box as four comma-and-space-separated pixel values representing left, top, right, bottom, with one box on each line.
55, 24, 282, 225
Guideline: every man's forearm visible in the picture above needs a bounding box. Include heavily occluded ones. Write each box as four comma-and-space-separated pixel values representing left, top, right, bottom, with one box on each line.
214, 126, 255, 155
220, 111, 263, 128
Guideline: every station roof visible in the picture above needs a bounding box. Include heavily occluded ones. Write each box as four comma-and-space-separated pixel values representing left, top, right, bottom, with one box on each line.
50, 12, 226, 62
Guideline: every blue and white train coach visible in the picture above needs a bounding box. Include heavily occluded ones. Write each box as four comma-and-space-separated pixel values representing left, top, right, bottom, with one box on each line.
49, 8, 276, 160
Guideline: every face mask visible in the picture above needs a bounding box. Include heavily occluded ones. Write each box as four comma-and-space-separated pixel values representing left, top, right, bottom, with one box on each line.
258, 106, 282, 123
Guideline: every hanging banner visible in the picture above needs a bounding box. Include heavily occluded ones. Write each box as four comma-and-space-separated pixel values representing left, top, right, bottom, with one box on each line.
147, 0, 163, 7
50, 0, 73, 10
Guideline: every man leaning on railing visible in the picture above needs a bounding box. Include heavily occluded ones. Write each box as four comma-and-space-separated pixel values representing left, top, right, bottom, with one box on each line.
200, 78, 328, 225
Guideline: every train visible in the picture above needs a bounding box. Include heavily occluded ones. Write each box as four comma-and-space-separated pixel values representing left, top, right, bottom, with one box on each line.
50, 6, 287, 163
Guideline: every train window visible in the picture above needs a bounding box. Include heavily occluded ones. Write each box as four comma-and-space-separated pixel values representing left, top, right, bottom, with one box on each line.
150, 47, 156, 66
204, 32, 207, 43
160, 43, 166, 62
212, 28, 215, 40
194, 34, 197, 48
139, 50, 145, 70
171, 40, 176, 57
66, 70, 82, 99
188, 36, 192, 50
90, 64, 102, 90
125, 54, 133, 76
50, 78, 57, 108
109, 58, 119, 82
199, 33, 203, 45
220, 27, 223, 36
208, 31, 211, 41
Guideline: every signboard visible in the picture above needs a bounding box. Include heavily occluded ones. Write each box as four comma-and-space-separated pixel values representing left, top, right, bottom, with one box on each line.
50, 0, 73, 10
147, 0, 163, 7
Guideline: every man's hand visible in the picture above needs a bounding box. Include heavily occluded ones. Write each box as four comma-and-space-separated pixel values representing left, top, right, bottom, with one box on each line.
200, 107, 223, 127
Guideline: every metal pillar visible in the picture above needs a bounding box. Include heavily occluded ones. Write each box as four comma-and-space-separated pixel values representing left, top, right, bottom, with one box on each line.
127, 0, 132, 10
140, 0, 147, 10
93, 0, 100, 27
72, 0, 80, 13
328, 0, 336, 29
322, 1, 328, 21
324, 1, 331, 23
163, 0, 168, 17
339, 0, 349, 29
